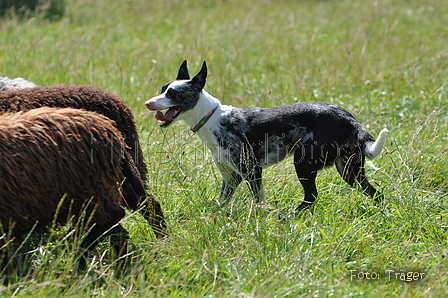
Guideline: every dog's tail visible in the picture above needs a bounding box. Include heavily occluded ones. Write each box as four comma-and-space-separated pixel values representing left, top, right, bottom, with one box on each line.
362, 128, 389, 159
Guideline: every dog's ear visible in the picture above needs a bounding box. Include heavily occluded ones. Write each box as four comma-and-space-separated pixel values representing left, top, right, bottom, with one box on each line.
191, 61, 207, 89
176, 60, 190, 80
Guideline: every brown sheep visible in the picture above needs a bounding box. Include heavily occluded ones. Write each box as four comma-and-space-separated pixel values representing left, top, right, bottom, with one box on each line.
0, 85, 166, 238
0, 107, 145, 271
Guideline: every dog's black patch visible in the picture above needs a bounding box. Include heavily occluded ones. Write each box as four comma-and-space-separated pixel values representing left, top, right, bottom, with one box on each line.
161, 82, 172, 94
162, 81, 201, 112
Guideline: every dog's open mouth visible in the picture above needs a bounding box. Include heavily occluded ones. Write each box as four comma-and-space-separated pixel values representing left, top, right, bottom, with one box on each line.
154, 107, 182, 127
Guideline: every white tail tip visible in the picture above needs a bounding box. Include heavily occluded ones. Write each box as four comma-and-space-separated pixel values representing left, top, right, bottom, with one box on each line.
366, 128, 389, 159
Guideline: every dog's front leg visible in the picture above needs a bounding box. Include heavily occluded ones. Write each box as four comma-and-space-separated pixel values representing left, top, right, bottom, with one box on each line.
217, 164, 242, 207
246, 166, 265, 203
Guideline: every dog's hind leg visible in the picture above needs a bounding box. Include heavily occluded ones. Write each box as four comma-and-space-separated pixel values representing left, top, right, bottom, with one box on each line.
335, 151, 384, 203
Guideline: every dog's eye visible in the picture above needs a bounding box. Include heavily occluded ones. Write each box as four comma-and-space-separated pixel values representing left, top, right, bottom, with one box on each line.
166, 89, 176, 98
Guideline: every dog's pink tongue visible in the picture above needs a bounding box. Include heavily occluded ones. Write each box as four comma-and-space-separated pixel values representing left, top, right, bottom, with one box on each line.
155, 108, 177, 122
155, 111, 170, 121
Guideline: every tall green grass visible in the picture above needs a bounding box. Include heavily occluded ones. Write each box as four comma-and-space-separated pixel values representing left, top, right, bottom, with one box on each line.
1, 0, 447, 296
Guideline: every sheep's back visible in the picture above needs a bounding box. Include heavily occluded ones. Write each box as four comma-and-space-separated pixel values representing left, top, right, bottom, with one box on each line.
0, 85, 147, 181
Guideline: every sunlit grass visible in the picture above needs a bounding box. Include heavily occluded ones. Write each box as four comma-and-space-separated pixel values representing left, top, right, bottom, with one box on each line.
0, 0, 447, 296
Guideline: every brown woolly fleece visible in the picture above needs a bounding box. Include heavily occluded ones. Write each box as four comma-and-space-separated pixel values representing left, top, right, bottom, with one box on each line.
0, 107, 126, 234
0, 85, 147, 181
0, 85, 167, 238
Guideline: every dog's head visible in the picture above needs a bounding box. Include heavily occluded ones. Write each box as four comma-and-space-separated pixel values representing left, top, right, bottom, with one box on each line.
145, 60, 207, 128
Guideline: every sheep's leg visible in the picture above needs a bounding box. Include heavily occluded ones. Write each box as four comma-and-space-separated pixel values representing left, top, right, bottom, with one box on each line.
0, 237, 15, 280
0, 237, 9, 273
108, 224, 129, 258
78, 208, 127, 270
122, 180, 168, 238
121, 157, 168, 238
120, 157, 145, 210
0, 233, 29, 277
140, 194, 168, 239
108, 224, 130, 272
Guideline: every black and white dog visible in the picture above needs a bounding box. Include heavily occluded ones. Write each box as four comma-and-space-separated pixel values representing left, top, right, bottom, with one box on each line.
145, 61, 388, 211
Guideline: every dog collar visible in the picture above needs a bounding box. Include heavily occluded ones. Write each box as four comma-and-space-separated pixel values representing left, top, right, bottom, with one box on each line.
190, 105, 219, 133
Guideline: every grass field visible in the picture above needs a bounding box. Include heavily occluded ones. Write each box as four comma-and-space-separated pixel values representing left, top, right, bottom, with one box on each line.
1, 0, 447, 296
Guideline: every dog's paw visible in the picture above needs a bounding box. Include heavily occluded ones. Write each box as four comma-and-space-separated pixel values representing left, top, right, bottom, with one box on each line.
295, 201, 314, 212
